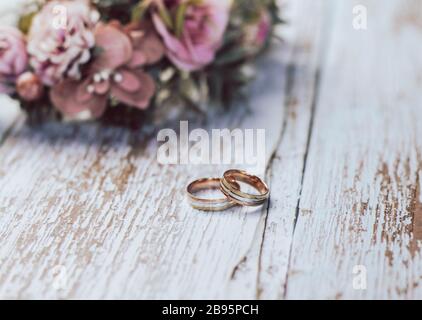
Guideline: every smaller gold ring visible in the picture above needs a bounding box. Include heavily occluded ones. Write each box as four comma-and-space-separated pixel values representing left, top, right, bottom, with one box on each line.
187, 178, 238, 211
220, 170, 269, 206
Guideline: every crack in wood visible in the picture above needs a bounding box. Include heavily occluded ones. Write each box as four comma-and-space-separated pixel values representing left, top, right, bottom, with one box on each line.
282, 68, 321, 299
255, 63, 297, 299
230, 255, 247, 280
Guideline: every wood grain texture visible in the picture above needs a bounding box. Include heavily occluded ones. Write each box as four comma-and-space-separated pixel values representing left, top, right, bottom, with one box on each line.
253, 0, 325, 299
284, 0, 422, 299
0, 10, 298, 299
1, 0, 421, 300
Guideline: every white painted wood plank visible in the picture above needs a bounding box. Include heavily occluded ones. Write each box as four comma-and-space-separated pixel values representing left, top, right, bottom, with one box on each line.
285, 0, 422, 299
0, 73, 279, 300
247, 0, 326, 299
0, 8, 302, 299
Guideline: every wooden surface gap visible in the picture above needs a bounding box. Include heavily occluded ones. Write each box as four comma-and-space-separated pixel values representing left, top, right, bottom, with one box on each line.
282, 0, 334, 298
282, 70, 321, 298
256, 62, 297, 299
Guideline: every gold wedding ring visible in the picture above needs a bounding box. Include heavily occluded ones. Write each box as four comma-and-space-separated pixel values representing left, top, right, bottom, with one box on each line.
186, 178, 238, 211
187, 170, 269, 211
220, 170, 269, 206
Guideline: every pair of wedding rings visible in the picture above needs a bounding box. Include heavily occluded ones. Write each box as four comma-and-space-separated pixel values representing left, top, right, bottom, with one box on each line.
187, 169, 270, 211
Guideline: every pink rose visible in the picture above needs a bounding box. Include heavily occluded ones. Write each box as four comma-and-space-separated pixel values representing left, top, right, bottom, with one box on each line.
0, 26, 28, 94
153, 0, 232, 72
27, 0, 99, 86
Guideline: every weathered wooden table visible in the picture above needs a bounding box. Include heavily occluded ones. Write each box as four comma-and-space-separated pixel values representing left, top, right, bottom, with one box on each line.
0, 0, 421, 299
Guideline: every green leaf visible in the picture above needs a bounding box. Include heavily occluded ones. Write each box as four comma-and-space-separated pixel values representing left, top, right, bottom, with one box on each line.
92, 46, 105, 58
131, 2, 148, 22
175, 2, 188, 38
158, 6, 173, 29
214, 47, 251, 66
18, 11, 37, 34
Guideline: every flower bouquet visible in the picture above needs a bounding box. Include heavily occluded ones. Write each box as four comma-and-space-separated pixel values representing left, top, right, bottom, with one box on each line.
0, 0, 282, 125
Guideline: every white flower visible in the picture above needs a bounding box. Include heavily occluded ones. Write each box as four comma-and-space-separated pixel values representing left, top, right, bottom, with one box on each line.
27, 0, 99, 86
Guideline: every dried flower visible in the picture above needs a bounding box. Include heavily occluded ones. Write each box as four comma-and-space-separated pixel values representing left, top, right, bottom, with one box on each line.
0, 26, 28, 94
50, 23, 158, 118
27, 0, 99, 86
16, 71, 44, 101
124, 21, 165, 67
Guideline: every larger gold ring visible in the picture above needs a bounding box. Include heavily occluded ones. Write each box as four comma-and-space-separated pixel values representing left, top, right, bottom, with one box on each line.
220, 170, 269, 206
187, 178, 238, 211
